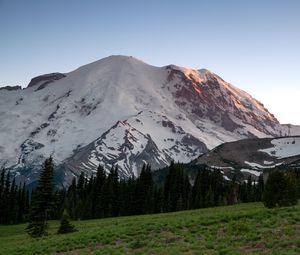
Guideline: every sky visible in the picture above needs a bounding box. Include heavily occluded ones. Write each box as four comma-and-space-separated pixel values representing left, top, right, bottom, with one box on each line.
0, 0, 299, 124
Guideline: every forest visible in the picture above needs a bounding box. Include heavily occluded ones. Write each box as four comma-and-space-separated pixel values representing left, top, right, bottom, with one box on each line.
0, 157, 299, 236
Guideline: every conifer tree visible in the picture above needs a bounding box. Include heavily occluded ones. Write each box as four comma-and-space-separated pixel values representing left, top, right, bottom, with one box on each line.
227, 175, 238, 205
1, 171, 11, 223
135, 164, 153, 214
57, 209, 77, 234
256, 174, 264, 201
8, 177, 17, 224
0, 168, 6, 223
67, 178, 78, 219
93, 165, 106, 218
263, 170, 298, 208
26, 157, 54, 237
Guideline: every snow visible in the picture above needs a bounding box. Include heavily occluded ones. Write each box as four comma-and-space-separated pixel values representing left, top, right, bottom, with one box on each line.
244, 161, 283, 169
211, 166, 234, 170
263, 160, 274, 165
240, 169, 262, 177
259, 137, 300, 159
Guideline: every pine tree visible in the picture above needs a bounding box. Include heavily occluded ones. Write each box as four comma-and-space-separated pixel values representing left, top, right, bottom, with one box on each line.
67, 178, 77, 219
93, 165, 106, 218
263, 170, 298, 208
0, 168, 5, 200
246, 175, 253, 202
192, 170, 202, 209
227, 175, 238, 205
134, 164, 153, 214
1, 171, 11, 224
163, 162, 187, 212
57, 209, 77, 234
0, 168, 6, 224
256, 174, 264, 201
205, 186, 214, 207
26, 157, 54, 237
8, 177, 18, 224
76, 172, 86, 219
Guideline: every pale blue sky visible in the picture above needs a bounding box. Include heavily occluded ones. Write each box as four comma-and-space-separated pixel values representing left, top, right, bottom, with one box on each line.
0, 0, 299, 124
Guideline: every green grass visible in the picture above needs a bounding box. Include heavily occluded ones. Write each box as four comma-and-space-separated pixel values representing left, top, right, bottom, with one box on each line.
1, 203, 300, 254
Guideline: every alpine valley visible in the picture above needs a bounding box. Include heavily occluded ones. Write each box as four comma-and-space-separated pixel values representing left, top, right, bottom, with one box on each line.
1, 55, 300, 185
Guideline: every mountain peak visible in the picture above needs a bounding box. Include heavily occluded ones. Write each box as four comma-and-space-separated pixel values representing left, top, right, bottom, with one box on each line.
91, 55, 148, 68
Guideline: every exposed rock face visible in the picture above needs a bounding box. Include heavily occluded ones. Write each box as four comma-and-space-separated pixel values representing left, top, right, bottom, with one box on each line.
27, 73, 66, 90
165, 65, 279, 136
0, 55, 299, 185
0, 85, 22, 91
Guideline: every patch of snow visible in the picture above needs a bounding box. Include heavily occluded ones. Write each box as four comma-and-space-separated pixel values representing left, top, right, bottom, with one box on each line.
244, 161, 283, 169
240, 169, 261, 177
223, 176, 230, 181
263, 160, 274, 165
211, 166, 234, 170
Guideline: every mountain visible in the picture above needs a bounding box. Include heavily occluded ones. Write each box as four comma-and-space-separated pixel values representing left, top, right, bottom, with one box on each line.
194, 136, 300, 180
0, 55, 299, 184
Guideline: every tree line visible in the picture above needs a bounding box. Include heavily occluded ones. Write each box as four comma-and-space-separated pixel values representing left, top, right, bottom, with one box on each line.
0, 168, 29, 224
0, 158, 299, 236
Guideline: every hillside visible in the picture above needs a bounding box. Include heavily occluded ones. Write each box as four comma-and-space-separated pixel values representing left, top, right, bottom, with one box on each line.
194, 136, 300, 180
1, 203, 299, 254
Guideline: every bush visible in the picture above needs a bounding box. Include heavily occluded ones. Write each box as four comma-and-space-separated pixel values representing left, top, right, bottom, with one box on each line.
263, 170, 298, 208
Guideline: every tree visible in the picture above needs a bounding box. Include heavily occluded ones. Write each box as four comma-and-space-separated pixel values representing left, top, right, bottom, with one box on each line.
163, 162, 188, 212
57, 209, 77, 234
263, 170, 298, 208
26, 157, 54, 237
134, 164, 153, 214
227, 175, 238, 205
0, 170, 11, 223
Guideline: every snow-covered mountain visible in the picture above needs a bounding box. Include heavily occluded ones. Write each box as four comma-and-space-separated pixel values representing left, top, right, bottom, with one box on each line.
0, 55, 299, 184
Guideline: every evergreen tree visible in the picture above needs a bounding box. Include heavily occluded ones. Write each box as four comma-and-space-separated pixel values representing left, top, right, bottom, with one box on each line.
205, 186, 214, 207
93, 165, 106, 218
153, 187, 164, 213
134, 164, 153, 214
191, 170, 202, 209
0, 168, 5, 200
246, 175, 253, 202
263, 170, 298, 208
76, 172, 86, 219
8, 177, 18, 224
227, 175, 238, 205
163, 162, 188, 212
26, 157, 54, 237
1, 171, 11, 223
57, 209, 77, 234
0, 168, 6, 223
67, 178, 78, 219
17, 183, 28, 223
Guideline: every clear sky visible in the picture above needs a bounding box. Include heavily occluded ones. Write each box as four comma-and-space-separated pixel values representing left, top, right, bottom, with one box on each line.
1, 0, 299, 124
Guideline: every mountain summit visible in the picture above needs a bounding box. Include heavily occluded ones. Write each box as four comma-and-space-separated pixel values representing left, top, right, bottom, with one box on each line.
0, 55, 299, 184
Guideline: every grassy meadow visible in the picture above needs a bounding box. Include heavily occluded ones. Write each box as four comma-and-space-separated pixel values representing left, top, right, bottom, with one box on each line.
0, 202, 299, 255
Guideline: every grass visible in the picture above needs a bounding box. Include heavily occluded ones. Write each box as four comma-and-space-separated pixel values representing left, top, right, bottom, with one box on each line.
1, 203, 300, 254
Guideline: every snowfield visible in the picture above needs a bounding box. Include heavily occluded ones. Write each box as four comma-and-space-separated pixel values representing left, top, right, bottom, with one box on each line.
259, 137, 300, 159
